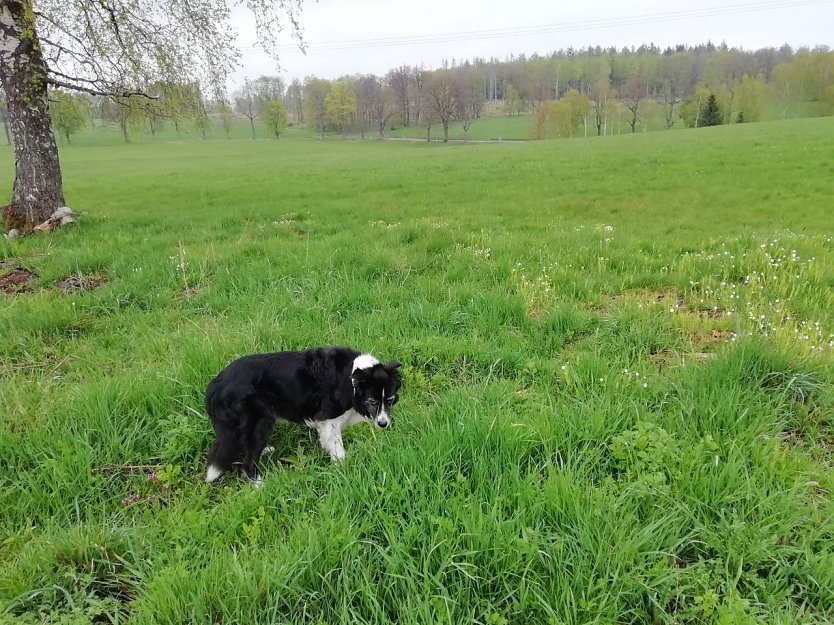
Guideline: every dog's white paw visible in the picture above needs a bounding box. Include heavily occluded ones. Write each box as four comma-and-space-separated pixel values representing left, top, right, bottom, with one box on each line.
260, 446, 275, 457
250, 477, 264, 489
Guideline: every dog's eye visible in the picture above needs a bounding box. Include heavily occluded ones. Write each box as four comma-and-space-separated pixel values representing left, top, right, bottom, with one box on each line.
367, 399, 378, 406
386, 395, 398, 405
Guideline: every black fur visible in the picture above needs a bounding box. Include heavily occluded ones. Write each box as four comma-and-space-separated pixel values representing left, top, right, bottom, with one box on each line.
204, 346, 402, 483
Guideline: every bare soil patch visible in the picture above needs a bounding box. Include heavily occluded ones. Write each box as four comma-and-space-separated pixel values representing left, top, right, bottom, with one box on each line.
603, 287, 686, 310
55, 272, 108, 294
0, 262, 37, 294
649, 350, 715, 366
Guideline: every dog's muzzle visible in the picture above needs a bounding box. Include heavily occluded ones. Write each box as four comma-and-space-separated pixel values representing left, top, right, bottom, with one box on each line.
375, 415, 390, 428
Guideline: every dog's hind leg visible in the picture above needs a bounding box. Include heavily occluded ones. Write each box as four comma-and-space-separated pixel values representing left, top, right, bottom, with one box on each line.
241, 411, 277, 487
206, 429, 240, 483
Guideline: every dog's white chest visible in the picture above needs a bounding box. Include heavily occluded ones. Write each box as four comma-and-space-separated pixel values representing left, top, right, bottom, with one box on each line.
304, 409, 365, 462
304, 409, 364, 433
339, 409, 366, 428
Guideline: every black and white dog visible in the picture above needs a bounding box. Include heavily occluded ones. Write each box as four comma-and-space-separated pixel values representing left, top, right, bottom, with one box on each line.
204, 346, 402, 485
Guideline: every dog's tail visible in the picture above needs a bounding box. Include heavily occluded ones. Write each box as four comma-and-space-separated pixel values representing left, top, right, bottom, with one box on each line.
204, 372, 224, 420
203, 375, 232, 482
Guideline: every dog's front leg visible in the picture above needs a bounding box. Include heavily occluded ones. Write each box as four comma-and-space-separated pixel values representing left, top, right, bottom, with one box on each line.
316, 422, 346, 462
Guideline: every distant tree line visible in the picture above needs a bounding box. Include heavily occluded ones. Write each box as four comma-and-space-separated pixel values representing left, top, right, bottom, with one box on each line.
1, 42, 831, 145
277, 42, 834, 140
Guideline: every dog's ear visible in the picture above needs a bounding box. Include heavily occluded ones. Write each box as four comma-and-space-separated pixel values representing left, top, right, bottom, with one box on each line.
385, 360, 403, 387
352, 367, 370, 385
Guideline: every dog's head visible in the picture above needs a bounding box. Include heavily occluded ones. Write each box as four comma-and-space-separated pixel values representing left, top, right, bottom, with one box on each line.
351, 356, 402, 429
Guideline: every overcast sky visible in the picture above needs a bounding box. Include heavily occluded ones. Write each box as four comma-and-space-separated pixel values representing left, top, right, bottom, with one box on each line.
229, 0, 833, 88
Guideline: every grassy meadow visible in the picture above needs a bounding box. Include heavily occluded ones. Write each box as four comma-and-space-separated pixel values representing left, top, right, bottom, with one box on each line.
1, 117, 834, 624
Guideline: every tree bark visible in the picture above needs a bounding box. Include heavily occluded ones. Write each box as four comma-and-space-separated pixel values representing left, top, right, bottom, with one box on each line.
0, 1, 66, 232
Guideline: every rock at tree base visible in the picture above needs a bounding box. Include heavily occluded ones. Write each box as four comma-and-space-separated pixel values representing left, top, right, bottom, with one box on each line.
33, 207, 77, 233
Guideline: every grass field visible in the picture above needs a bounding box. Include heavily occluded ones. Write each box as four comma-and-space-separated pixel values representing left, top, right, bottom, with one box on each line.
384, 115, 533, 141
42, 114, 534, 144
30, 101, 825, 147
1, 117, 833, 624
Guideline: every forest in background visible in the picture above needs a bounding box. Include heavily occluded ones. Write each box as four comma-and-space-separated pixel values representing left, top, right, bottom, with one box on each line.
2, 41, 832, 143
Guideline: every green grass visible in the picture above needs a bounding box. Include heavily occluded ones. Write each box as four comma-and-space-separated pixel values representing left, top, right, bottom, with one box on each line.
384, 114, 534, 141
51, 114, 534, 145
1, 117, 833, 624
50, 118, 318, 146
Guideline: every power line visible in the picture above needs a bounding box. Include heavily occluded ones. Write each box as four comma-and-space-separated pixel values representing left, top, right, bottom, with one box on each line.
240, 0, 832, 53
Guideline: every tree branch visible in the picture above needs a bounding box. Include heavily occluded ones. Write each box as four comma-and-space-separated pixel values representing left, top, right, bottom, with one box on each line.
91, 0, 126, 49
47, 67, 107, 87
45, 76, 156, 100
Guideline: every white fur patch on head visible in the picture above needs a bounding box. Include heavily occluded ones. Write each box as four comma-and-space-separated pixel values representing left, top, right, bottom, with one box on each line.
352, 353, 380, 373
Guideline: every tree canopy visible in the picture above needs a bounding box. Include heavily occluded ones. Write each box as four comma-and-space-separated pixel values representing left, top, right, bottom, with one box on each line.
23, 0, 304, 98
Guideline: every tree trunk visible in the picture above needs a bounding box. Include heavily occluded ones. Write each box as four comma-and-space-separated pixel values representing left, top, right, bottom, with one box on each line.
462, 120, 472, 142
0, 1, 66, 231
442, 120, 449, 142
249, 117, 255, 139
694, 95, 702, 128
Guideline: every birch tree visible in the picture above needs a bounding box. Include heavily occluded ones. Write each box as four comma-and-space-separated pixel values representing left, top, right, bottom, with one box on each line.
0, 0, 304, 232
